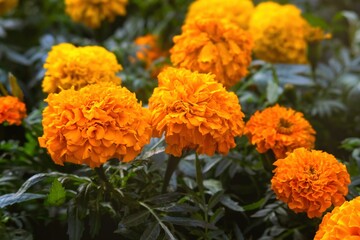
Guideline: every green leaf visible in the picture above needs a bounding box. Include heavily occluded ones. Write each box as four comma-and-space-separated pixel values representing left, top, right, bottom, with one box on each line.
266, 80, 282, 104
161, 216, 217, 230
140, 222, 160, 240
67, 203, 84, 240
0, 193, 45, 208
8, 73, 24, 101
203, 179, 223, 194
220, 195, 244, 212
120, 210, 150, 227
45, 178, 66, 206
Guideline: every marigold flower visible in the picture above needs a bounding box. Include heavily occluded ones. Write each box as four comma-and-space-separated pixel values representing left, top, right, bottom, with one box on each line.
149, 67, 245, 157
271, 148, 350, 218
0, 96, 26, 126
65, 0, 128, 28
244, 104, 315, 159
185, 0, 254, 29
0, 0, 17, 15
249, 1, 328, 63
170, 18, 253, 88
314, 196, 360, 239
42, 43, 122, 94
38, 83, 152, 168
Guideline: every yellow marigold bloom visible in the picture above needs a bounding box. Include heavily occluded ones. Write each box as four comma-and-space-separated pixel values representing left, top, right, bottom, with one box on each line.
185, 0, 254, 29
170, 18, 253, 88
314, 197, 360, 239
65, 0, 128, 28
42, 43, 122, 94
149, 67, 245, 157
249, 1, 328, 63
0, 96, 26, 126
0, 0, 17, 15
271, 148, 350, 218
38, 83, 152, 168
244, 104, 315, 159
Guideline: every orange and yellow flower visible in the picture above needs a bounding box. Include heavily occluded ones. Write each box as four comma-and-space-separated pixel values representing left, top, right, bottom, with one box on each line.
314, 196, 360, 239
42, 43, 122, 94
38, 82, 152, 168
185, 0, 254, 30
0, 0, 17, 15
149, 67, 245, 157
249, 1, 328, 63
271, 148, 350, 218
244, 104, 315, 159
170, 18, 253, 88
65, 0, 128, 28
0, 96, 26, 126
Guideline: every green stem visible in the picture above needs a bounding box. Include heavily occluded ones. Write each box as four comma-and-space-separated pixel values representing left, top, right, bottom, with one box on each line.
162, 154, 182, 193
195, 154, 208, 239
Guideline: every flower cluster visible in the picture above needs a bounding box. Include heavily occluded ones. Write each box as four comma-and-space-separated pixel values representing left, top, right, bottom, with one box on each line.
65, 0, 128, 28
314, 196, 360, 239
0, 96, 26, 126
42, 43, 122, 94
185, 0, 254, 30
271, 148, 350, 218
244, 104, 315, 159
0, 0, 17, 15
170, 18, 253, 88
38, 82, 152, 168
149, 67, 245, 157
249, 1, 328, 63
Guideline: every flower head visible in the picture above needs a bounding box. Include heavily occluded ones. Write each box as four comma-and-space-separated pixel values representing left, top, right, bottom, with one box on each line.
170, 18, 253, 88
38, 82, 152, 168
0, 96, 26, 126
65, 0, 128, 28
249, 1, 328, 63
271, 148, 350, 218
185, 0, 254, 29
42, 43, 122, 94
244, 104, 315, 159
314, 196, 360, 239
0, 0, 17, 15
149, 67, 245, 157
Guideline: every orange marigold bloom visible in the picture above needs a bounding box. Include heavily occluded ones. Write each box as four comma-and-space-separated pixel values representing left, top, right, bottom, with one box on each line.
149, 67, 245, 157
185, 0, 254, 29
170, 18, 253, 88
249, 1, 328, 63
0, 96, 26, 126
0, 0, 17, 15
134, 34, 167, 69
314, 196, 360, 239
38, 82, 152, 168
271, 148, 350, 218
244, 104, 315, 159
42, 43, 122, 94
65, 0, 128, 28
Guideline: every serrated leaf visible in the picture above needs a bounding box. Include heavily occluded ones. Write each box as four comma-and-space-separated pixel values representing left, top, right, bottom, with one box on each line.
266, 80, 282, 104
0, 193, 45, 208
140, 222, 160, 240
203, 179, 223, 194
161, 216, 216, 230
8, 73, 24, 101
46, 178, 66, 206
220, 195, 244, 212
67, 204, 84, 240
120, 210, 150, 227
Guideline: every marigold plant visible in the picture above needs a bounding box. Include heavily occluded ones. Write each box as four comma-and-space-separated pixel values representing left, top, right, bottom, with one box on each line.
42, 43, 122, 94
0, 0, 17, 15
38, 82, 152, 168
249, 1, 328, 63
271, 148, 350, 218
314, 196, 360, 239
244, 104, 315, 159
149, 67, 245, 157
0, 96, 26, 126
170, 18, 253, 88
185, 0, 254, 29
65, 0, 128, 28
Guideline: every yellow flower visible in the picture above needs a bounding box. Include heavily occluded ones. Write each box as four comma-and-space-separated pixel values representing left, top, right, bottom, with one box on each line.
65, 0, 128, 28
0, 0, 17, 15
271, 148, 350, 218
244, 104, 315, 159
0, 96, 26, 126
170, 18, 253, 88
38, 82, 152, 168
42, 43, 122, 94
185, 0, 254, 29
149, 67, 245, 157
249, 1, 328, 63
314, 196, 360, 239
